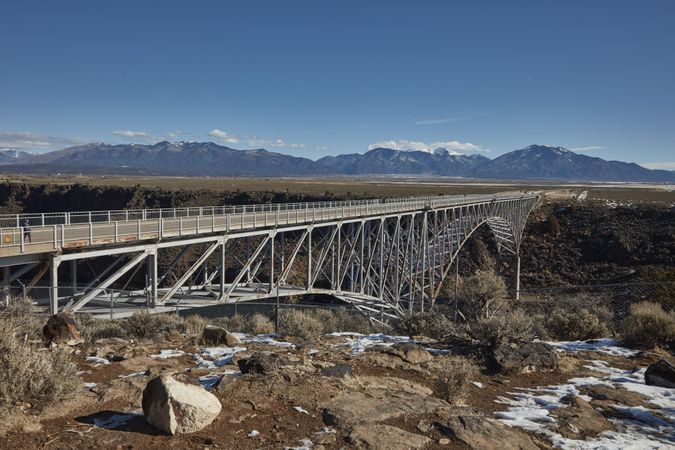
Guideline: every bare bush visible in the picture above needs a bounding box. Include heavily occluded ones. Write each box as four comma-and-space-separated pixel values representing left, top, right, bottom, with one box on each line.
431, 355, 480, 405
621, 302, 675, 349
456, 270, 508, 321
278, 309, 323, 340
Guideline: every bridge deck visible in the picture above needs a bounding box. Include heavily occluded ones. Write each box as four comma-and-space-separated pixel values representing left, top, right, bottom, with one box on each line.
0, 193, 532, 258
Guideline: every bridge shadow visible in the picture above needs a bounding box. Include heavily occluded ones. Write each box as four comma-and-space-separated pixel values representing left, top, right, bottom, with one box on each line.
75, 410, 163, 435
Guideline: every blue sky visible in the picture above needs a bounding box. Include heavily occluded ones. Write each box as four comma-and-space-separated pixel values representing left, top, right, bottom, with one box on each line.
1, 1, 674, 169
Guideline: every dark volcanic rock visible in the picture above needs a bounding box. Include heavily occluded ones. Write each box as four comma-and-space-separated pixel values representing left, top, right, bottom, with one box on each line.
489, 342, 558, 374
319, 364, 354, 378
237, 353, 280, 375
436, 408, 538, 450
645, 360, 675, 388
43, 312, 83, 346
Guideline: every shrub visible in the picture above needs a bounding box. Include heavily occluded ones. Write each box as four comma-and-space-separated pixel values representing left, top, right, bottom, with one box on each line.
456, 270, 508, 321
432, 355, 480, 405
544, 214, 561, 235
278, 309, 323, 340
122, 312, 184, 339
78, 316, 128, 342
396, 311, 457, 340
331, 308, 373, 334
546, 306, 612, 341
212, 314, 247, 333
0, 298, 42, 344
0, 308, 80, 412
621, 302, 675, 349
247, 313, 275, 334
464, 309, 540, 349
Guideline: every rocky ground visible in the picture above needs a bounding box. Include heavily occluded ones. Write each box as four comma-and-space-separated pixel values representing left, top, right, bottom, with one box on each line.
1, 329, 673, 450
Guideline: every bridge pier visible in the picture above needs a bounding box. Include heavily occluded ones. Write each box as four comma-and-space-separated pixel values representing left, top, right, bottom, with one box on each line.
512, 254, 520, 300
49, 256, 60, 315
146, 252, 157, 308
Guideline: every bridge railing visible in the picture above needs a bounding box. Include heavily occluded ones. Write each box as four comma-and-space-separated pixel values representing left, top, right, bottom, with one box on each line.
0, 192, 532, 228
0, 192, 537, 254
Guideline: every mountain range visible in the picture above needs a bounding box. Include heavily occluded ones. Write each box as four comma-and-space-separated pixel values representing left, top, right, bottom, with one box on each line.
1, 142, 672, 182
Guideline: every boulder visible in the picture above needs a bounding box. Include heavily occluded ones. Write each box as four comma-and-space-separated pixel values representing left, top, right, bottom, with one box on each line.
322, 387, 448, 426
215, 373, 241, 394
552, 395, 614, 439
201, 325, 240, 346
319, 364, 353, 378
348, 424, 431, 450
386, 343, 433, 364
489, 342, 558, 374
142, 374, 222, 435
43, 312, 83, 346
436, 408, 538, 450
644, 360, 675, 389
579, 384, 649, 407
237, 353, 280, 375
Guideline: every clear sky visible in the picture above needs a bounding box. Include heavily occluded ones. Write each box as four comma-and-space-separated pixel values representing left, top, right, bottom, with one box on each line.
1, 0, 674, 168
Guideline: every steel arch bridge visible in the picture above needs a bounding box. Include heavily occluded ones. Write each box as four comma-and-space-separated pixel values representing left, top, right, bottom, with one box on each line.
0, 193, 540, 319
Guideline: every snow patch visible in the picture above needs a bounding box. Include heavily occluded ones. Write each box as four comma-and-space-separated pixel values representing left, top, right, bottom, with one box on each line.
547, 339, 640, 357
495, 353, 675, 449
85, 356, 110, 365
150, 349, 185, 359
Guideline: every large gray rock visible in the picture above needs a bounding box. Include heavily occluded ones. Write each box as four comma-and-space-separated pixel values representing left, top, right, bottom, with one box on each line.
322, 378, 448, 427
436, 408, 538, 450
552, 395, 614, 439
348, 424, 431, 450
490, 342, 558, 374
43, 312, 83, 346
644, 360, 675, 389
142, 375, 222, 435
579, 384, 649, 407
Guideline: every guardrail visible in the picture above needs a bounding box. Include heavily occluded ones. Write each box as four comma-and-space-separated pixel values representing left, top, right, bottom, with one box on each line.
0, 192, 538, 255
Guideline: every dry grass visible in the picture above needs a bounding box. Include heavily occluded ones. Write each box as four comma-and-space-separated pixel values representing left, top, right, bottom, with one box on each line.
621, 302, 675, 349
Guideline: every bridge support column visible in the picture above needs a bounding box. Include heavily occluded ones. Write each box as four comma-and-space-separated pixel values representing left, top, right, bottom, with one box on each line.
147, 252, 157, 308
49, 256, 60, 315
71, 260, 77, 297
3, 266, 10, 306
512, 254, 520, 300
219, 240, 226, 301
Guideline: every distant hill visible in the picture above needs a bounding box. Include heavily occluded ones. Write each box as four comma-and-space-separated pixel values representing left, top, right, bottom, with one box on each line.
16, 141, 328, 176
316, 147, 490, 176
0, 149, 32, 162
1, 141, 672, 182
474, 145, 675, 182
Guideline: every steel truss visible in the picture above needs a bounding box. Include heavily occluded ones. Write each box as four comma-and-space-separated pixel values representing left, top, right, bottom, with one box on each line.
1, 194, 540, 318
